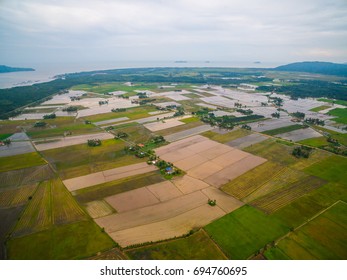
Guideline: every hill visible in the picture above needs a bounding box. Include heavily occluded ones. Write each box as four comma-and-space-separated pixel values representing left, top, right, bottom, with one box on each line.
0, 65, 35, 73
274, 61, 347, 76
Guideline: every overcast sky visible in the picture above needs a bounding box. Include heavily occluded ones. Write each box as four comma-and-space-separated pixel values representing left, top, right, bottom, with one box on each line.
1, 0, 347, 66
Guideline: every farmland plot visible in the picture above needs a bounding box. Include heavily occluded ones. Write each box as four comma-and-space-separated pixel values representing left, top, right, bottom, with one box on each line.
0, 184, 37, 208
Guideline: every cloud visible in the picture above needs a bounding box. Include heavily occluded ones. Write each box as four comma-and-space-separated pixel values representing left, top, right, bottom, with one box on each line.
0, 0, 346, 64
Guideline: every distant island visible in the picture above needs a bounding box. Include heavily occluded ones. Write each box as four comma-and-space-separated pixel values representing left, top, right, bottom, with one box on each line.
0, 65, 35, 73
274, 61, 347, 76
174, 61, 188, 63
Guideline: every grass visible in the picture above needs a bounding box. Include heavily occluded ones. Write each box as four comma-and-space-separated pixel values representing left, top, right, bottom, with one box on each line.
180, 116, 200, 124
126, 230, 227, 260
0, 183, 37, 208
0, 133, 12, 140
13, 178, 88, 237
262, 124, 304, 136
83, 105, 157, 122
0, 152, 46, 172
310, 105, 331, 112
41, 138, 145, 179
201, 128, 252, 143
243, 139, 298, 166
265, 201, 347, 259
272, 182, 346, 228
327, 108, 347, 124
13, 181, 52, 237
249, 175, 326, 214
221, 161, 285, 199
26, 117, 100, 139
7, 220, 115, 259
312, 125, 347, 146
304, 155, 347, 186
299, 137, 329, 147
205, 205, 289, 259
318, 98, 347, 106
113, 123, 153, 144
74, 171, 164, 203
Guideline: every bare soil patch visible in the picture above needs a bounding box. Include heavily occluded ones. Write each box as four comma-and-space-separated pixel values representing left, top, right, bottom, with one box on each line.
105, 187, 160, 213
172, 175, 210, 194
109, 204, 226, 247
146, 181, 182, 202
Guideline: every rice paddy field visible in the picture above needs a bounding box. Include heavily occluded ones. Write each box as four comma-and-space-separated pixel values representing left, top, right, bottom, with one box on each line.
1, 79, 346, 260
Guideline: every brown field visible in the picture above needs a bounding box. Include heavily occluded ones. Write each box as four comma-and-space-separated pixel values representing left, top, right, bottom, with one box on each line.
105, 187, 160, 213
84, 200, 115, 219
157, 135, 267, 188
188, 161, 224, 180
0, 184, 37, 208
172, 175, 209, 194
144, 119, 185, 132
146, 181, 183, 202
96, 191, 208, 233
204, 155, 267, 187
201, 187, 244, 213
63, 162, 157, 191
109, 204, 226, 247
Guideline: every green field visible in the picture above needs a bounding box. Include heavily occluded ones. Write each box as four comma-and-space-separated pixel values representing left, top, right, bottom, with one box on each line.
41, 138, 145, 179
312, 125, 347, 146
318, 98, 347, 106
13, 179, 87, 237
0, 133, 12, 140
328, 108, 347, 124
310, 105, 331, 112
74, 171, 164, 203
299, 136, 329, 147
71, 82, 159, 94
84, 105, 157, 122
304, 155, 347, 185
201, 128, 252, 143
7, 220, 115, 259
205, 205, 289, 259
262, 124, 304, 136
180, 116, 200, 124
27, 117, 100, 139
0, 152, 46, 172
265, 201, 347, 259
126, 230, 227, 260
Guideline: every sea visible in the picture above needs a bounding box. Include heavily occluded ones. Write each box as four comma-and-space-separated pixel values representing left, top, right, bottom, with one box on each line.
0, 60, 285, 89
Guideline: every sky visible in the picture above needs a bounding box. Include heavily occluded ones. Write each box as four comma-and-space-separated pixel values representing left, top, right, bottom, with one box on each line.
0, 0, 347, 67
